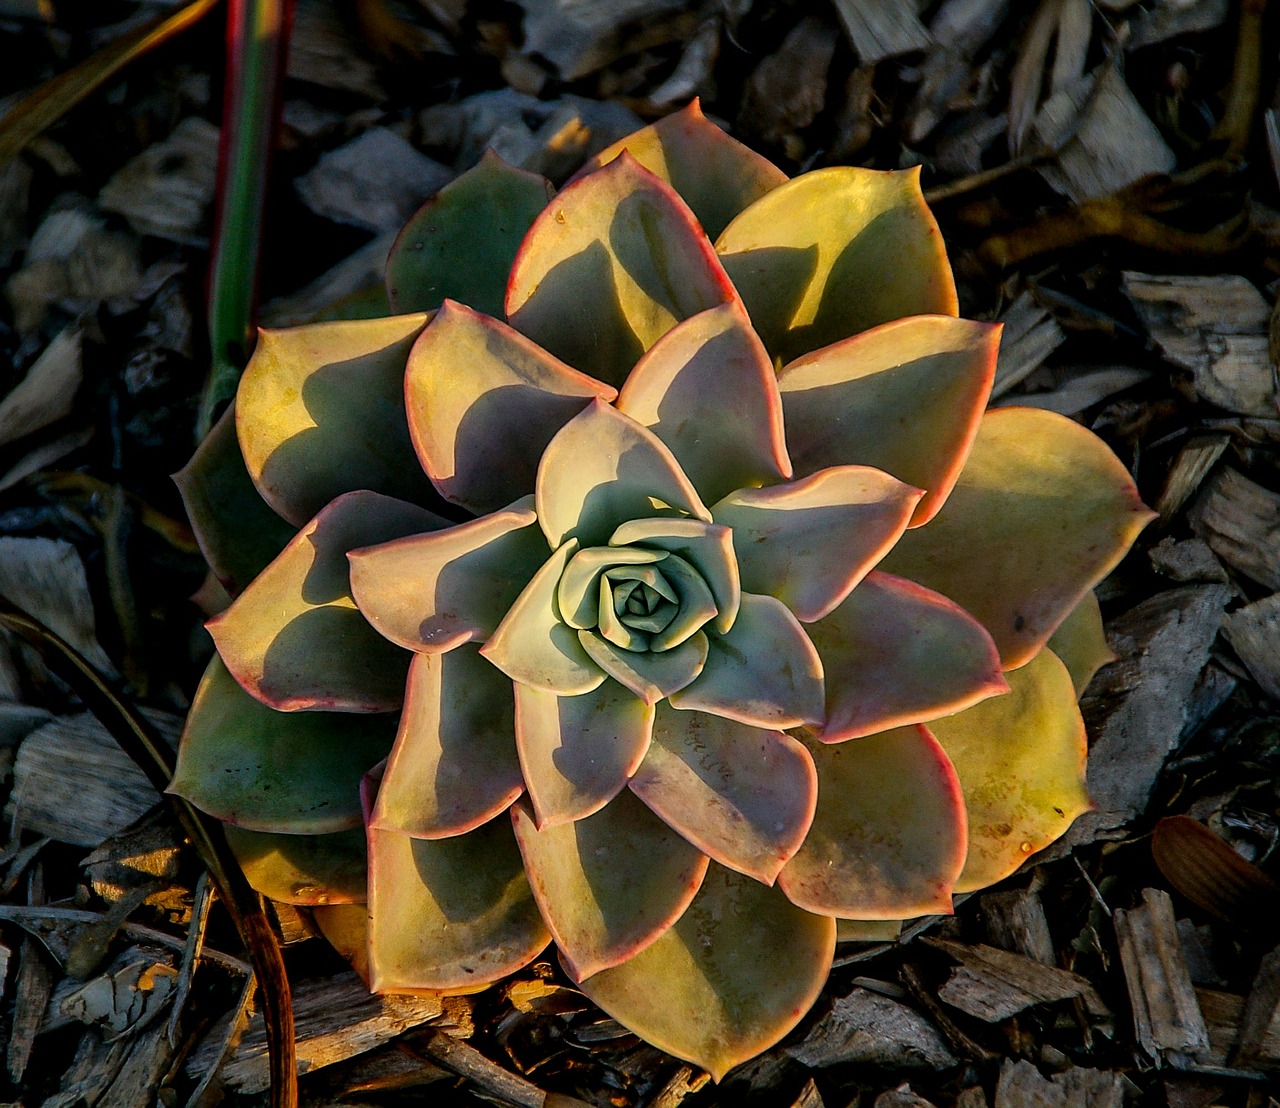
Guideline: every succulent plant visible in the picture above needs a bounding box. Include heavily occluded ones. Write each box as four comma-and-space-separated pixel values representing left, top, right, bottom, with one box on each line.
171, 102, 1153, 1078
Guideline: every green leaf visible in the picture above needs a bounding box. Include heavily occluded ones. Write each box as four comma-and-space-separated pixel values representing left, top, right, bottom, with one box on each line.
169, 656, 396, 834
777, 315, 1000, 525
577, 864, 835, 1081
237, 314, 434, 526
579, 629, 708, 706
223, 824, 367, 906
879, 408, 1156, 669
207, 491, 446, 712
386, 151, 554, 317
574, 100, 788, 241
631, 703, 817, 884
779, 725, 966, 918
507, 154, 739, 388
927, 647, 1090, 893
716, 168, 958, 366
173, 401, 296, 596
511, 792, 707, 981
1047, 590, 1114, 696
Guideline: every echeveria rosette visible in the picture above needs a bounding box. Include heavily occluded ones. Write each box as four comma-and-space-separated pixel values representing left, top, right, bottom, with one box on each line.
169, 101, 1156, 1080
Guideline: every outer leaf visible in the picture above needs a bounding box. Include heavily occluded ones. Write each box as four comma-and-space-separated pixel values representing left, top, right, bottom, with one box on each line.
536, 400, 710, 549
173, 401, 295, 595
207, 491, 446, 712
223, 824, 366, 906
386, 151, 554, 317
711, 467, 922, 622
836, 919, 902, 942
1047, 590, 1114, 696
779, 726, 966, 918
514, 678, 654, 828
616, 301, 790, 504
777, 316, 1000, 525
716, 168, 958, 366
573, 99, 788, 240
879, 408, 1157, 669
370, 649, 522, 838
579, 629, 708, 705
668, 593, 824, 728
506, 154, 739, 388
481, 541, 606, 696
237, 314, 433, 526
312, 904, 372, 984
511, 793, 708, 981
349, 497, 547, 654
928, 648, 1090, 893
577, 864, 836, 1082
367, 814, 549, 991
807, 572, 1007, 742
404, 302, 616, 514
630, 704, 817, 884
609, 518, 740, 634
169, 656, 396, 834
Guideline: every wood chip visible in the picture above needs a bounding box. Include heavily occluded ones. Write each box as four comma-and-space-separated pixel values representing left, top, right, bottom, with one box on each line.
295, 128, 452, 233
1156, 434, 1230, 521
7, 711, 179, 846
1188, 467, 1280, 590
1114, 887, 1210, 1059
992, 291, 1066, 399
260, 231, 396, 326
0, 328, 81, 448
98, 117, 220, 245
0, 536, 115, 676
1234, 945, 1280, 1070
1131, 0, 1230, 48
831, 0, 931, 64
185, 972, 448, 1094
288, 0, 385, 98
1196, 987, 1280, 1067
792, 1077, 825, 1108
786, 987, 957, 1071
993, 1059, 1128, 1107
875, 1084, 937, 1107
981, 887, 1056, 965
739, 16, 839, 156
1066, 585, 1230, 846
906, 0, 1011, 143
6, 868, 50, 1084
928, 939, 1108, 1022
1010, 366, 1150, 415
1148, 537, 1229, 584
1123, 273, 1277, 418
0, 157, 32, 268
1222, 592, 1280, 700
516, 0, 691, 81
1035, 66, 1176, 203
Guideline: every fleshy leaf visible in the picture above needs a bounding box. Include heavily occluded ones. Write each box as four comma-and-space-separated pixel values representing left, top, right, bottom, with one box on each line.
579, 629, 708, 705
169, 656, 395, 834
879, 408, 1157, 669
807, 572, 1007, 742
778, 726, 966, 918
610, 518, 740, 634
711, 467, 922, 622
349, 497, 547, 654
557, 546, 668, 630
514, 678, 654, 827
223, 824, 367, 906
836, 919, 903, 942
506, 154, 739, 388
716, 167, 958, 366
577, 864, 835, 1082
777, 316, 1000, 525
630, 703, 817, 883
511, 792, 708, 981
573, 100, 788, 240
207, 491, 446, 712
404, 301, 617, 514
482, 541, 606, 696
536, 400, 710, 549
237, 314, 434, 526
371, 649, 523, 838
312, 905, 372, 985
367, 814, 550, 991
616, 302, 790, 504
1047, 590, 1114, 696
173, 402, 295, 596
668, 593, 824, 728
386, 151, 554, 317
928, 648, 1090, 893
644, 554, 717, 651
